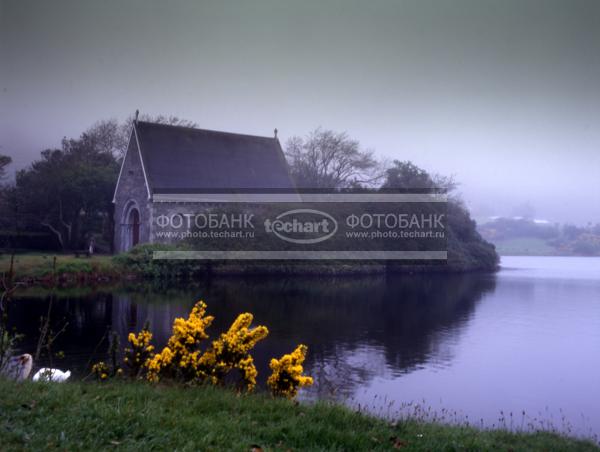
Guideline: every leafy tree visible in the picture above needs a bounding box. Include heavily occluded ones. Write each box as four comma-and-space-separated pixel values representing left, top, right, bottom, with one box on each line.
382, 160, 457, 193
15, 134, 120, 250
382, 160, 433, 190
382, 160, 497, 270
285, 128, 383, 189
562, 224, 584, 241
4, 114, 198, 251
0, 155, 11, 181
0, 156, 16, 248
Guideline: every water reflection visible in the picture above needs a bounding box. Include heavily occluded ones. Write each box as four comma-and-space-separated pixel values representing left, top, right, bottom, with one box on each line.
7, 258, 600, 438
8, 273, 496, 398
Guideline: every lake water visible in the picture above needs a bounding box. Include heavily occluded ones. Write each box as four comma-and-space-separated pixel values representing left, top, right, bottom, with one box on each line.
7, 256, 600, 440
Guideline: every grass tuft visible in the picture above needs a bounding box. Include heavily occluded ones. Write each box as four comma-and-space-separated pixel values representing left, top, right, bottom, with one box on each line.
0, 379, 598, 451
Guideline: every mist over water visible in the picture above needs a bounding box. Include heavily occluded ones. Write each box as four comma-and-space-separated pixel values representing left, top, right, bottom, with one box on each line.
2, 0, 599, 224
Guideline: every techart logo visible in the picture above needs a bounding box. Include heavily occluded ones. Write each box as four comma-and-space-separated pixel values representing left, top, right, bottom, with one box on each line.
264, 209, 338, 244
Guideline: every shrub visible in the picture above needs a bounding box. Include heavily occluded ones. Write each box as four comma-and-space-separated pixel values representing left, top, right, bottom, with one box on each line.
55, 261, 93, 274
92, 301, 310, 399
145, 301, 214, 383
267, 344, 314, 399
112, 243, 207, 280
123, 325, 154, 378
91, 361, 110, 380
198, 313, 268, 391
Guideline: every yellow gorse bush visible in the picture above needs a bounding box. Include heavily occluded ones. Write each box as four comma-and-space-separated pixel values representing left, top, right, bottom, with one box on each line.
198, 312, 268, 390
124, 327, 154, 377
267, 344, 314, 399
145, 301, 269, 390
90, 300, 312, 399
91, 361, 109, 381
146, 301, 214, 383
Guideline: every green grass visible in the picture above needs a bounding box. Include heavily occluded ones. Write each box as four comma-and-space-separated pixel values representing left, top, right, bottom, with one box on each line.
0, 253, 116, 280
0, 380, 597, 451
494, 237, 558, 256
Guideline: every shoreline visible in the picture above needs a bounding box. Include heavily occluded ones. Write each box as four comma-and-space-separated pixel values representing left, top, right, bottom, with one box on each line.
0, 379, 597, 451
0, 252, 500, 289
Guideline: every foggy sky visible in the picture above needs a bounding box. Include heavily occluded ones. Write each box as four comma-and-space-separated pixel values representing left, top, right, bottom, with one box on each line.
1, 0, 599, 224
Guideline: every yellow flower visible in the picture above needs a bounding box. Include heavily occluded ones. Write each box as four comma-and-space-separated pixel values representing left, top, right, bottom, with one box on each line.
197, 312, 268, 391
267, 344, 313, 399
144, 301, 214, 383
132, 301, 306, 395
91, 361, 111, 381
124, 327, 155, 378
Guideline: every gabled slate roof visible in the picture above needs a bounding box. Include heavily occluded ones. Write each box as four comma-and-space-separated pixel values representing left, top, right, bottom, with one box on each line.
133, 121, 295, 193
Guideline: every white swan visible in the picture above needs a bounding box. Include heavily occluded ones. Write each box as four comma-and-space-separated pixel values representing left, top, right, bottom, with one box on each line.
33, 367, 71, 382
0, 354, 33, 381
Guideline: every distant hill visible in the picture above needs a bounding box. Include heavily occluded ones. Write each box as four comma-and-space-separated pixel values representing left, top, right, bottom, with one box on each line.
478, 218, 600, 256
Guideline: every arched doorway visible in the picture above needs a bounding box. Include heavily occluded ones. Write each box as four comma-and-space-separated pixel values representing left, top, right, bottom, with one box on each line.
130, 208, 140, 247
121, 201, 141, 251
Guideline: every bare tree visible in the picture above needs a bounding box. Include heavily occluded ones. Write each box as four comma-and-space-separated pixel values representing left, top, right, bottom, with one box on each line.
84, 114, 199, 159
285, 128, 384, 189
80, 119, 129, 157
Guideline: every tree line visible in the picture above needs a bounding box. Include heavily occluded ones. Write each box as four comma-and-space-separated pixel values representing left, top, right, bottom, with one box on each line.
0, 115, 495, 270
0, 115, 195, 252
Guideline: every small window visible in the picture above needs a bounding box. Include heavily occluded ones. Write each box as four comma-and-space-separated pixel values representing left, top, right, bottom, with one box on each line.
128, 170, 134, 176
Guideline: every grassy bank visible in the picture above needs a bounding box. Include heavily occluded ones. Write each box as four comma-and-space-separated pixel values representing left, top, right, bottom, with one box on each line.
0, 253, 124, 285
492, 238, 559, 256
0, 251, 392, 287
0, 380, 597, 451
1, 247, 497, 289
